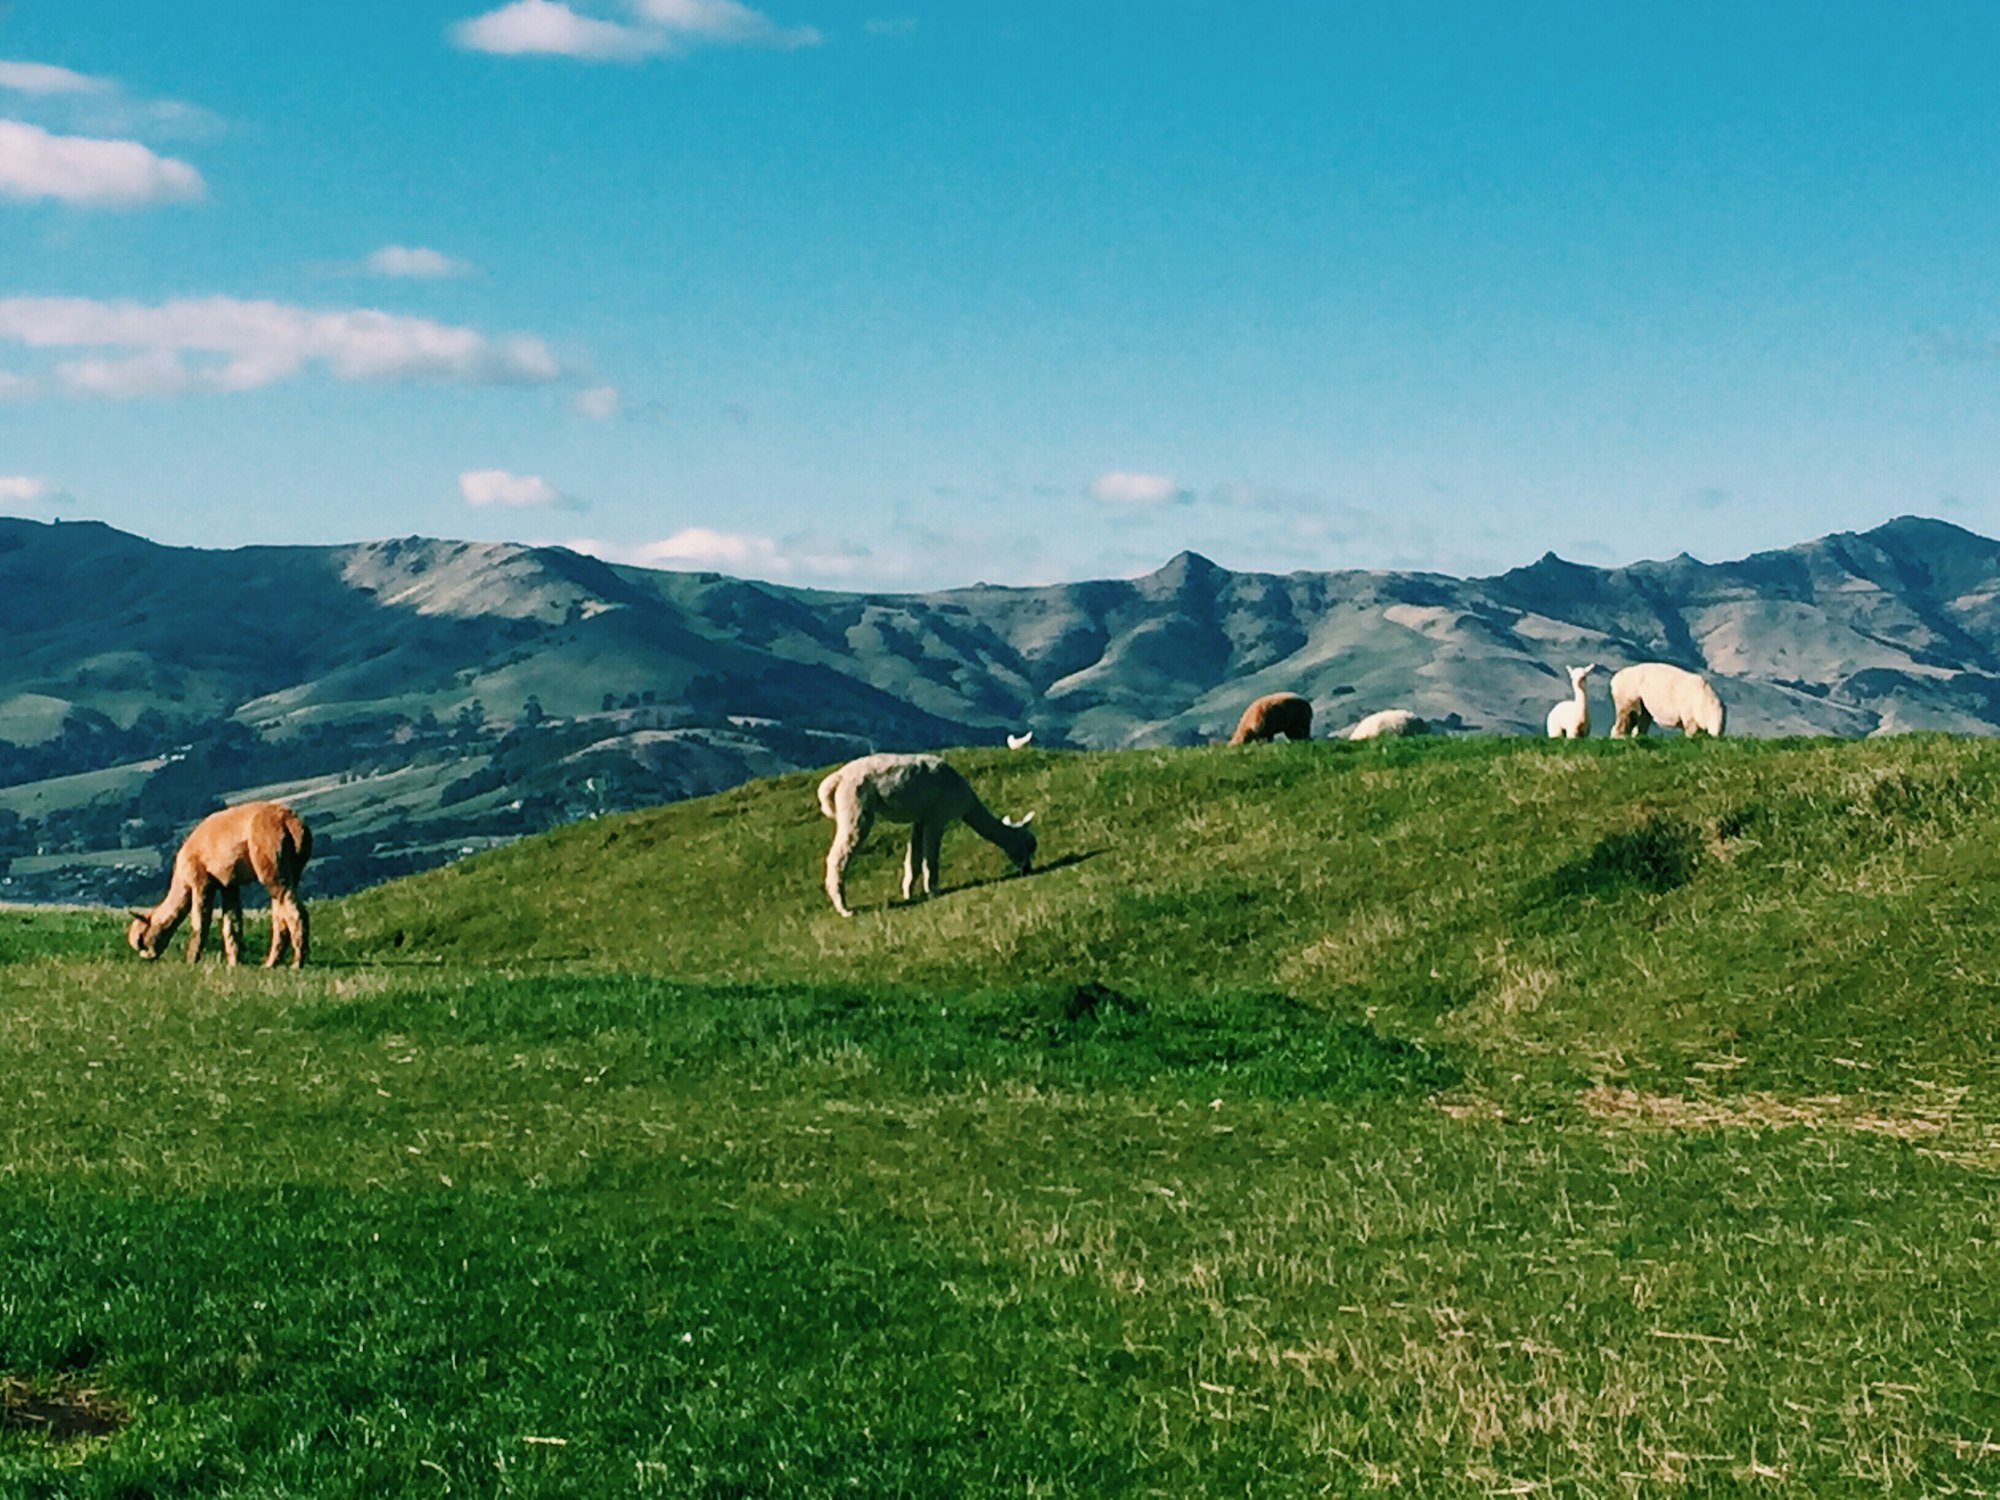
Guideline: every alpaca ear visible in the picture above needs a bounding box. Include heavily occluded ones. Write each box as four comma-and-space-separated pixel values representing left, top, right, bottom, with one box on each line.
1006, 811, 1036, 827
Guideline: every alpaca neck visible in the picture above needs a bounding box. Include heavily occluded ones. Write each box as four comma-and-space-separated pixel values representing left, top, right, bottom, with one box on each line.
962, 801, 1032, 866
146, 881, 194, 943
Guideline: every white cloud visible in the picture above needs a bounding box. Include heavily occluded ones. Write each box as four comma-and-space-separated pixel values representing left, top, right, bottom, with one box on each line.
0, 475, 50, 504
632, 0, 821, 47
0, 60, 112, 96
451, 0, 818, 58
0, 119, 204, 207
0, 60, 219, 142
568, 526, 871, 581
630, 526, 779, 569
59, 348, 195, 398
0, 296, 563, 396
570, 384, 621, 420
451, 0, 666, 58
1091, 470, 1189, 506
460, 468, 583, 510
364, 245, 475, 279
0, 369, 34, 399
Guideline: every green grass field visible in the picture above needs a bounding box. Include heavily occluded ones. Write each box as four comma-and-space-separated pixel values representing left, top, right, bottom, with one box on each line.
5, 735, 2000, 1495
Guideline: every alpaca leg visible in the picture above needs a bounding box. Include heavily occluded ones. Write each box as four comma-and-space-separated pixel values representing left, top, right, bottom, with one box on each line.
185, 880, 212, 963
922, 820, 944, 896
264, 889, 288, 966
824, 804, 872, 917
268, 893, 306, 967
902, 823, 924, 902
218, 885, 244, 967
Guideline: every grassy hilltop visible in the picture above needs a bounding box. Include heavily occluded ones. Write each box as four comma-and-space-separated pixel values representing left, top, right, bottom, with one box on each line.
5, 735, 2000, 1495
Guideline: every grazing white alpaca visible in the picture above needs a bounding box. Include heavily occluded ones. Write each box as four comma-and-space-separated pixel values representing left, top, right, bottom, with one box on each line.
1228, 692, 1313, 744
1609, 662, 1727, 738
1546, 664, 1598, 739
817, 753, 1037, 918
127, 801, 312, 967
1006, 730, 1034, 750
1346, 708, 1428, 740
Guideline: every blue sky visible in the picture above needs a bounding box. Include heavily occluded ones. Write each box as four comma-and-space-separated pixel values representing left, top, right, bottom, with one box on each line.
3, 2, 2000, 588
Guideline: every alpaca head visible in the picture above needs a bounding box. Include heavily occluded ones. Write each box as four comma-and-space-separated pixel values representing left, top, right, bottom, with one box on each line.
1002, 811, 1037, 873
1567, 663, 1597, 690
1693, 684, 1726, 737
1006, 730, 1034, 750
127, 909, 165, 960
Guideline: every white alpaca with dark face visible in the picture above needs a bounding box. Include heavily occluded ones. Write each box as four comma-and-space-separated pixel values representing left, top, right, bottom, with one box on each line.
816, 753, 1036, 918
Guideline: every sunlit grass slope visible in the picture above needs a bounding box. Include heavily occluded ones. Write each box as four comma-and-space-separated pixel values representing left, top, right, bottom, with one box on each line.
338, 734, 2000, 1097
5, 735, 2000, 1496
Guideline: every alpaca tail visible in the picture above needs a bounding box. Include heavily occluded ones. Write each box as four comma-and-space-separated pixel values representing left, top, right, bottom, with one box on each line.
279, 811, 313, 888
817, 770, 841, 819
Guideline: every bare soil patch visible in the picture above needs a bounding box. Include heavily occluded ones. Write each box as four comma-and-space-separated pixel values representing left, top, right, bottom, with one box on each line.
0, 1372, 131, 1440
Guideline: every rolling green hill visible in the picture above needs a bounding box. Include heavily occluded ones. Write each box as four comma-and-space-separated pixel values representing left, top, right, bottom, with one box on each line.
6, 709, 2000, 1494
17, 512, 2000, 905
334, 733, 2000, 1100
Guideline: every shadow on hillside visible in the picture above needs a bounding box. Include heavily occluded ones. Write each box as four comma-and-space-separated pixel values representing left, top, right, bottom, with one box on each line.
1543, 815, 1701, 900
867, 848, 1106, 913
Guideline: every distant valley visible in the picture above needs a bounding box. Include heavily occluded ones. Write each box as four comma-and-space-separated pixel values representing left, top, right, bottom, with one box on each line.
4, 512, 1999, 902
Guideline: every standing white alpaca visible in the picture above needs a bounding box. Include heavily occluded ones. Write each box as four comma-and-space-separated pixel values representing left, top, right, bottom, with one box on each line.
1609, 662, 1726, 738
1546, 664, 1598, 739
817, 753, 1037, 918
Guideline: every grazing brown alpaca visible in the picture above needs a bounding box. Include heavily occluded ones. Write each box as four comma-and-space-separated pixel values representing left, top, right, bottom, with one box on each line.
127, 802, 313, 968
1227, 691, 1313, 744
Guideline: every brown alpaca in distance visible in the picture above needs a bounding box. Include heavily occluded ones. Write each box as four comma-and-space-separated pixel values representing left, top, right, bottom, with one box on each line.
1228, 692, 1313, 744
127, 802, 313, 967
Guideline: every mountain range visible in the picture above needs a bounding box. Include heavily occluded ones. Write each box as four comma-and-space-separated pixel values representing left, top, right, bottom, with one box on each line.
4, 512, 1999, 899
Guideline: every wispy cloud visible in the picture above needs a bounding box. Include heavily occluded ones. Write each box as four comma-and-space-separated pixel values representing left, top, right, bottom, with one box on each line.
0, 475, 63, 516
0, 57, 220, 140
451, 1, 663, 59
460, 468, 584, 510
450, 0, 819, 59
631, 0, 819, 48
0, 119, 204, 207
0, 296, 564, 396
1090, 470, 1191, 507
0, 61, 109, 96
0, 369, 33, 399
364, 245, 476, 279
568, 526, 870, 581
0, 475, 50, 504
570, 384, 621, 420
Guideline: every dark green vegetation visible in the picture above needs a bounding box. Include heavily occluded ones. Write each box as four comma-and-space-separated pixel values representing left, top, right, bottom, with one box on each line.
17, 512, 2000, 904
6, 735, 2000, 1495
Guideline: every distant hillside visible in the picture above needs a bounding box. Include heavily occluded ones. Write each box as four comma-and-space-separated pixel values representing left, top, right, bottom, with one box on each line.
5, 512, 2000, 900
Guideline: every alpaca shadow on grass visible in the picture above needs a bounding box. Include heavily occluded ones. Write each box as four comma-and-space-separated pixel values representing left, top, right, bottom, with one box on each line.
869, 848, 1106, 914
